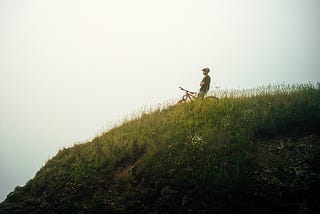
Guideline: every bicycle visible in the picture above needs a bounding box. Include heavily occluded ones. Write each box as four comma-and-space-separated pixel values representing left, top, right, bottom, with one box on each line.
178, 87, 197, 103
178, 86, 219, 103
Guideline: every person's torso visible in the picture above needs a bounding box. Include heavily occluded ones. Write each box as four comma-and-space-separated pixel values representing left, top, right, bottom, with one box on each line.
200, 75, 211, 92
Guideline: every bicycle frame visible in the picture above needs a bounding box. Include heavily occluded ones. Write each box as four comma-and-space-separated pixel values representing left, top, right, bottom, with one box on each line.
178, 87, 197, 103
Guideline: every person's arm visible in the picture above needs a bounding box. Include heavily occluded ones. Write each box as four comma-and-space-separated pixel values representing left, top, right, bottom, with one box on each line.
200, 76, 208, 86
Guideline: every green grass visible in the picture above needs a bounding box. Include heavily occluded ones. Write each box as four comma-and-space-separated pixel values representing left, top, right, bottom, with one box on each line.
1, 83, 320, 213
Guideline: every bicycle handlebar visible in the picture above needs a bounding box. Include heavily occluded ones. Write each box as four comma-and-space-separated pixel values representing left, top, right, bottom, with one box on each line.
179, 86, 197, 94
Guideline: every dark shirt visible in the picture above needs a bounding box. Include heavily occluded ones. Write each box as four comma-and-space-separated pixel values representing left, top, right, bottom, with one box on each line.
200, 75, 211, 92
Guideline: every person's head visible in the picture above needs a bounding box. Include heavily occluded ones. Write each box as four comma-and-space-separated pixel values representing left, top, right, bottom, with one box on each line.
202, 67, 210, 75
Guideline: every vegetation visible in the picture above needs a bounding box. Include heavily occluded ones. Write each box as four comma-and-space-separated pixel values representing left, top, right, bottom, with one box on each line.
1, 83, 320, 213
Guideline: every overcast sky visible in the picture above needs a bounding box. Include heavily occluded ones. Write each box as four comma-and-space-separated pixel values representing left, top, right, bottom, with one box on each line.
1, 0, 319, 202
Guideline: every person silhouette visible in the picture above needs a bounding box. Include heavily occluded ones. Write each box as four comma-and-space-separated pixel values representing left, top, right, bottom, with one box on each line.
198, 67, 211, 99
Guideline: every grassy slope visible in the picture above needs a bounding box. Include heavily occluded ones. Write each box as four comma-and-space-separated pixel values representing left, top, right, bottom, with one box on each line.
1, 84, 320, 213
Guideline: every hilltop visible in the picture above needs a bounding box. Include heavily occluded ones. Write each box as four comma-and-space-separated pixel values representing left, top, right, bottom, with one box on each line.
1, 84, 320, 213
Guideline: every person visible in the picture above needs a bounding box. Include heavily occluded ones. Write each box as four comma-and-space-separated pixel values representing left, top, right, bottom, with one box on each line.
198, 67, 211, 98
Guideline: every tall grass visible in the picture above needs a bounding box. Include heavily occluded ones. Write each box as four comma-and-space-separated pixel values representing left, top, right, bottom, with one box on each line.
16, 83, 320, 212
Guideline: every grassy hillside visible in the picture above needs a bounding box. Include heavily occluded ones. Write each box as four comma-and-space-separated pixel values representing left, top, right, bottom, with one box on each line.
1, 84, 320, 213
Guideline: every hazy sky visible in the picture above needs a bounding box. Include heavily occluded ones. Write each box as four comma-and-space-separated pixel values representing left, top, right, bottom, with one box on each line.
1, 0, 319, 202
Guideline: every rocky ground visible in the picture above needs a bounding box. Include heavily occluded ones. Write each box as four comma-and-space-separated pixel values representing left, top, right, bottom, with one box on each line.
248, 133, 320, 213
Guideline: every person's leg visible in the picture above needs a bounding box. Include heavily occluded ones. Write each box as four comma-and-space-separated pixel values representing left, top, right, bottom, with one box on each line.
198, 91, 205, 99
